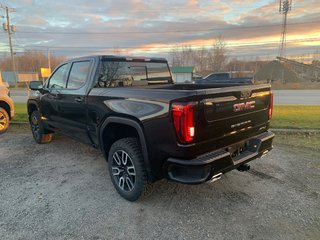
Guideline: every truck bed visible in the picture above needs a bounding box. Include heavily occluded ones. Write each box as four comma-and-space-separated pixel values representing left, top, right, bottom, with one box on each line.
89, 82, 272, 159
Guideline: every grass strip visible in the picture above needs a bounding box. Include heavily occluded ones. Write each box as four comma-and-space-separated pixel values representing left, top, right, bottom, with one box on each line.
270, 105, 320, 130
13, 103, 28, 122
13, 103, 320, 130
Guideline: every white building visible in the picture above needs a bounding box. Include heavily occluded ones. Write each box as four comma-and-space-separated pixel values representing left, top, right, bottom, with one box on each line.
171, 66, 194, 83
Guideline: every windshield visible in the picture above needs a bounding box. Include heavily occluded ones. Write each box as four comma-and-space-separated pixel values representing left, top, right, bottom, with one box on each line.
97, 61, 172, 88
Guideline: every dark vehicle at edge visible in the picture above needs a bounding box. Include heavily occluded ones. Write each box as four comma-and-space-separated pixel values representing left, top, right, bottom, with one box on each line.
197, 72, 253, 84
27, 55, 274, 201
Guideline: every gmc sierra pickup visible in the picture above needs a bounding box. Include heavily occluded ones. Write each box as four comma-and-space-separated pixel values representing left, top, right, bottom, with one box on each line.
28, 55, 274, 201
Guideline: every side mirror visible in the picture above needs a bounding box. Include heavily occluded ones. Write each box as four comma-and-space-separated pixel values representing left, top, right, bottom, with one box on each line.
29, 81, 43, 91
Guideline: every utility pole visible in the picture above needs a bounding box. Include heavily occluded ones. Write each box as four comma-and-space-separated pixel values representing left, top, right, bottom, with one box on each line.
1, 4, 17, 87
0, 14, 3, 54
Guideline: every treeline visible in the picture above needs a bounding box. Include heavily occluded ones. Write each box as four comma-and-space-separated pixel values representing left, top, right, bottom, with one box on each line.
0, 50, 65, 75
170, 37, 270, 75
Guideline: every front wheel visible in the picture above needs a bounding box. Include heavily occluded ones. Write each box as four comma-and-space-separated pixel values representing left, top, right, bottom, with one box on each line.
108, 138, 152, 201
0, 107, 9, 134
30, 111, 53, 144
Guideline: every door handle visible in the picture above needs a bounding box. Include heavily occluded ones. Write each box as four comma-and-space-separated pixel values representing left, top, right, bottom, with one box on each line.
74, 96, 84, 103
51, 93, 60, 99
49, 91, 60, 99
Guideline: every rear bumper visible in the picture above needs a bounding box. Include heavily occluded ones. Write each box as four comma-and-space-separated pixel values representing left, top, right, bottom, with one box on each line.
164, 131, 274, 184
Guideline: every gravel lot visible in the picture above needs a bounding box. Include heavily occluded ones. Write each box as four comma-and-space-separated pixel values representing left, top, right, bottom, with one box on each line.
0, 130, 319, 240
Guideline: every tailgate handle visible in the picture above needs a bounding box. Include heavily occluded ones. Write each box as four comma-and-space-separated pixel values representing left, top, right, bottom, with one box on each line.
75, 96, 84, 103
203, 96, 237, 105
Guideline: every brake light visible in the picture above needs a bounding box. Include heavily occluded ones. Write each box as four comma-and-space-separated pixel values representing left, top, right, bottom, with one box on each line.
126, 57, 151, 62
172, 103, 195, 143
269, 92, 274, 119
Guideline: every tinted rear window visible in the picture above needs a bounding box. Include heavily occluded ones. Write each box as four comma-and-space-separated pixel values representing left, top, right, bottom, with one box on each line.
96, 61, 172, 88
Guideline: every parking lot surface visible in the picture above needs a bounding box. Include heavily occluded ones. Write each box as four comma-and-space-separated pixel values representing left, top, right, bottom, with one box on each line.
0, 131, 319, 240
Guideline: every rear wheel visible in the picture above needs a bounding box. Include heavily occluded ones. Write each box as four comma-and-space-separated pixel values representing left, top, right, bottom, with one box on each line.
0, 107, 9, 134
108, 137, 152, 201
30, 111, 53, 144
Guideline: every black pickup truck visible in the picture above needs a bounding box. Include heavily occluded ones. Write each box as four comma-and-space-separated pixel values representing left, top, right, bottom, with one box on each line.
28, 55, 274, 201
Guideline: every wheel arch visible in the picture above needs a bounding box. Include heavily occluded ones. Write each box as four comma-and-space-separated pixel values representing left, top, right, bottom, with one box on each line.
99, 116, 152, 180
27, 100, 39, 120
0, 100, 11, 119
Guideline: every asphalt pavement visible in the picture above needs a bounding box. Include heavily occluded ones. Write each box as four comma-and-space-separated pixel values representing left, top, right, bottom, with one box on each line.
273, 90, 320, 105
10, 89, 320, 105
0, 130, 319, 240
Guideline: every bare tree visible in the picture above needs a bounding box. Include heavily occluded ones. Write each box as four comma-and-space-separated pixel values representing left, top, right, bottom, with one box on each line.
171, 45, 196, 67
170, 36, 228, 75
209, 36, 227, 73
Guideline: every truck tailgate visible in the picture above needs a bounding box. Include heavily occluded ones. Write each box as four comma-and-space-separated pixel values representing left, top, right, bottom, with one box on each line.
193, 85, 272, 144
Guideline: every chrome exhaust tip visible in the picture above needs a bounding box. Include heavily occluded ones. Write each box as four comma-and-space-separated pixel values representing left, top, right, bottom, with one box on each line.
261, 150, 269, 158
208, 172, 223, 183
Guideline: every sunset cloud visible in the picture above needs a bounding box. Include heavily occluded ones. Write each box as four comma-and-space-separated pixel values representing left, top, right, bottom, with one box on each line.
0, 0, 319, 60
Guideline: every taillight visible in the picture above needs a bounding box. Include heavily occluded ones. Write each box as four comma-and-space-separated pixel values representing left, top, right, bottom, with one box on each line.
269, 92, 274, 119
172, 102, 196, 144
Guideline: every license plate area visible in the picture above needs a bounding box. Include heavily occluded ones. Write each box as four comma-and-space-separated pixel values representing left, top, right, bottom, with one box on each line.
226, 141, 249, 158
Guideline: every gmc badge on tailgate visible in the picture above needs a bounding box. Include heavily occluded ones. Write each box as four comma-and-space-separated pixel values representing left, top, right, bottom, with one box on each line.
240, 90, 252, 99
233, 101, 255, 112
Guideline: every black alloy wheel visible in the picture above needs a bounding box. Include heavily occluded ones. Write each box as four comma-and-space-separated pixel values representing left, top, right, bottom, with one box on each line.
108, 138, 152, 201
111, 149, 136, 192
30, 111, 53, 144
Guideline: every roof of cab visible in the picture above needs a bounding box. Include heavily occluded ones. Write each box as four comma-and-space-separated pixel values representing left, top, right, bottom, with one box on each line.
69, 55, 168, 63
100, 55, 168, 62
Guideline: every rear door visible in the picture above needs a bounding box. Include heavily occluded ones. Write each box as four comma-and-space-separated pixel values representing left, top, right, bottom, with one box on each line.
56, 59, 93, 144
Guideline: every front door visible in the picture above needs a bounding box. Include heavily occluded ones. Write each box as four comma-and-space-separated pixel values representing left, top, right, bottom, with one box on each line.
40, 63, 71, 129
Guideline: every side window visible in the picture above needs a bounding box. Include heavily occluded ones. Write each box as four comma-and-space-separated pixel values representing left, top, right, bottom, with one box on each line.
48, 63, 70, 89
67, 61, 91, 89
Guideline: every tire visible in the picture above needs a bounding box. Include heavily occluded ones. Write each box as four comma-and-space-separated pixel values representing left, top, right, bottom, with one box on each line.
0, 107, 9, 134
108, 137, 152, 201
30, 111, 53, 144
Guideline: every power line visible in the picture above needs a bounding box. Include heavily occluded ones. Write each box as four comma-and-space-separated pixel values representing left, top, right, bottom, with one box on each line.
12, 37, 320, 51
14, 20, 320, 35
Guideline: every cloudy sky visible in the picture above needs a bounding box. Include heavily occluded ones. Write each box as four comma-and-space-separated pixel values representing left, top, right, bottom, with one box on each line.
0, 0, 320, 60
